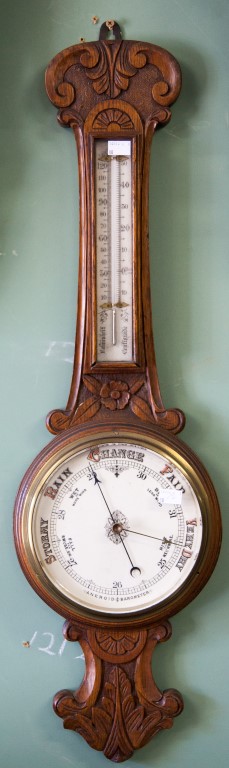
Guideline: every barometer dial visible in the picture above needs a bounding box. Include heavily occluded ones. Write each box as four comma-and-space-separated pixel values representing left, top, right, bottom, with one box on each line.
15, 426, 219, 625
32, 441, 202, 614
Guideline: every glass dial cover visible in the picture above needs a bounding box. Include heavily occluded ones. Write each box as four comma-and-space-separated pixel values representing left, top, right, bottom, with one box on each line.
20, 433, 210, 619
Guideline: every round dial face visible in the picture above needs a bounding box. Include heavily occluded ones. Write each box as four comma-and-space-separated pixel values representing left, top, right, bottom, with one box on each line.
25, 436, 205, 617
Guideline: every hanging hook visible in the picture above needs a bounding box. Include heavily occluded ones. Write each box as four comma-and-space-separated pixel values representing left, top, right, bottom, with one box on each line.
99, 20, 122, 40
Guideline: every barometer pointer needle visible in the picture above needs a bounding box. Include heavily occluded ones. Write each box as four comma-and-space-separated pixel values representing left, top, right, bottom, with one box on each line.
122, 527, 182, 547
89, 464, 141, 576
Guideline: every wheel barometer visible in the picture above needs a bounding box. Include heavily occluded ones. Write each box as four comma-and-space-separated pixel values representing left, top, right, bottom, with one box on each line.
14, 21, 222, 763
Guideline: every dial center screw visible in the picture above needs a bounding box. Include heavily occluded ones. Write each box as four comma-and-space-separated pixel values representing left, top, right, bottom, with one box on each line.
113, 522, 123, 534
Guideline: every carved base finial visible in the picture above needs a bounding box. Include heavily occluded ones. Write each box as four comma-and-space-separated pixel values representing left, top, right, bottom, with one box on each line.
53, 620, 183, 762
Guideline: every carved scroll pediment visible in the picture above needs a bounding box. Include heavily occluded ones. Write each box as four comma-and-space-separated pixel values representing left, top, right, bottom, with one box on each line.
45, 39, 181, 124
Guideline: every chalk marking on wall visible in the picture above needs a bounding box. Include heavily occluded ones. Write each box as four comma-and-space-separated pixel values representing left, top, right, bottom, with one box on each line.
45, 340, 74, 363
164, 127, 184, 141
0, 250, 19, 256
189, 120, 210, 132
22, 630, 84, 660
58, 638, 67, 656
38, 632, 55, 656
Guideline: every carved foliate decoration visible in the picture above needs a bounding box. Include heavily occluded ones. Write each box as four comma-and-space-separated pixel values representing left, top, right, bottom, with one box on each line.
53, 621, 183, 763
92, 108, 134, 130
47, 374, 184, 433
45, 38, 181, 120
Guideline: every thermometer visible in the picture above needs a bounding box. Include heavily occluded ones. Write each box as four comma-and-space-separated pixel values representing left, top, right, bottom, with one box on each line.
95, 139, 133, 362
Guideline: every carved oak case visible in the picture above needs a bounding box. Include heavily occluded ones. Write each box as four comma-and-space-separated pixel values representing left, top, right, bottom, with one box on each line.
14, 20, 221, 765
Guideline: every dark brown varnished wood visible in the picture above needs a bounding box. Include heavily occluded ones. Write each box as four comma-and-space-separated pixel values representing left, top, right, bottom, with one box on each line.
45, 24, 185, 436
53, 619, 183, 763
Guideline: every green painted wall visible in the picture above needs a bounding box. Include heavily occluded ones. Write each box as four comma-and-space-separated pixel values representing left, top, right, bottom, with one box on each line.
1, 1, 228, 766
